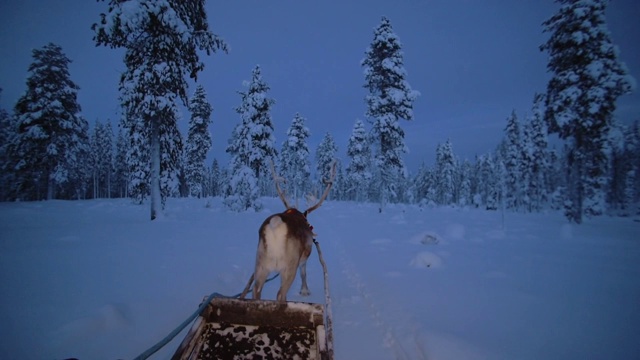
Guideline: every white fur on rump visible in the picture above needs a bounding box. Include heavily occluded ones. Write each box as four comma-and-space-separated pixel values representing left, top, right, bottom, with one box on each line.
261, 215, 291, 272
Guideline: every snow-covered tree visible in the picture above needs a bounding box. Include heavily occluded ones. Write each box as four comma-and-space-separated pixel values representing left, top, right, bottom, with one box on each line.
502, 110, 522, 210
280, 113, 311, 202
0, 89, 15, 201
526, 93, 551, 211
185, 85, 213, 198
119, 113, 150, 204
631, 121, 640, 205
547, 148, 565, 209
223, 162, 260, 212
159, 107, 183, 203
413, 162, 429, 206
232, 65, 277, 195
12, 43, 89, 200
90, 119, 114, 198
94, 0, 228, 219
332, 160, 346, 201
113, 124, 128, 198
609, 121, 638, 215
362, 16, 419, 209
541, 0, 635, 223
477, 154, 500, 210
519, 119, 534, 211
224, 66, 278, 211
434, 139, 456, 205
315, 132, 338, 189
209, 158, 221, 197
346, 119, 372, 202
457, 159, 473, 207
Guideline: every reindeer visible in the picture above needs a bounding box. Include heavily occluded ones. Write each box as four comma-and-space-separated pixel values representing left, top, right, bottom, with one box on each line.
240, 160, 336, 302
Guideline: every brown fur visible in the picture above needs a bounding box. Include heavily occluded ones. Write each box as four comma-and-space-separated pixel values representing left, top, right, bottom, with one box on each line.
239, 160, 335, 302
252, 208, 313, 302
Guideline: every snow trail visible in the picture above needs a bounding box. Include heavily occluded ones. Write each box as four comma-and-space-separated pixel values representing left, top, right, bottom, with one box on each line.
333, 239, 414, 360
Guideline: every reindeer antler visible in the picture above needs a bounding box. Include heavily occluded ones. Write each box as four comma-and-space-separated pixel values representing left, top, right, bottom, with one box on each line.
304, 160, 337, 215
270, 159, 292, 209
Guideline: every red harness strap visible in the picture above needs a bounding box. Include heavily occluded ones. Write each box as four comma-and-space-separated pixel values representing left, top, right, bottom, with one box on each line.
284, 208, 314, 232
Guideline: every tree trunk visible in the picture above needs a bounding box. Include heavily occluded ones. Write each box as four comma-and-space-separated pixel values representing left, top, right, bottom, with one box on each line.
150, 120, 161, 220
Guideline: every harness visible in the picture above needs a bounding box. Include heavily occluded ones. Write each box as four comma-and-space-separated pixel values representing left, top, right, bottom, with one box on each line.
285, 208, 315, 236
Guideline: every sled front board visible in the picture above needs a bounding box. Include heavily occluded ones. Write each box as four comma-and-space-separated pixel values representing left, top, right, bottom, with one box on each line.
172, 297, 331, 360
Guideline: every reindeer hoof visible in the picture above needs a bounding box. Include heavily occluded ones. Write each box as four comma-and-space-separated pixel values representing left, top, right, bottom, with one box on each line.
300, 288, 311, 297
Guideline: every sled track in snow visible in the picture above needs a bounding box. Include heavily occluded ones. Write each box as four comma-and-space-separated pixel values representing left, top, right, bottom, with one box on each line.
331, 239, 427, 360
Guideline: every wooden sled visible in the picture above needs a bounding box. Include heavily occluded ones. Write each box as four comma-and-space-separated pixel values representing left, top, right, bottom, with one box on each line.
171, 297, 333, 360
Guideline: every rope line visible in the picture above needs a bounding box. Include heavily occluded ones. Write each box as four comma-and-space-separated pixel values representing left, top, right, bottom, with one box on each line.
132, 274, 278, 360
133, 236, 333, 359
314, 239, 334, 358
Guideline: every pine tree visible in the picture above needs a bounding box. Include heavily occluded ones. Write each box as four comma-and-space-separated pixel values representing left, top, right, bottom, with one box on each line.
185, 85, 213, 198
503, 110, 522, 210
435, 140, 456, 205
210, 158, 221, 197
315, 132, 337, 191
90, 120, 114, 198
527, 94, 550, 211
279, 113, 311, 202
332, 160, 346, 202
547, 148, 565, 209
113, 124, 128, 198
159, 106, 183, 203
0, 89, 15, 200
224, 67, 277, 211
520, 119, 534, 211
102, 121, 115, 197
413, 162, 429, 205
224, 159, 260, 212
233, 65, 277, 194
458, 159, 472, 207
225, 117, 247, 210
609, 122, 638, 215
120, 113, 149, 204
346, 119, 372, 202
12, 43, 89, 200
478, 154, 500, 210
418, 164, 437, 208
93, 0, 228, 220
224, 77, 267, 211
632, 121, 640, 205
362, 16, 419, 209
541, 0, 635, 223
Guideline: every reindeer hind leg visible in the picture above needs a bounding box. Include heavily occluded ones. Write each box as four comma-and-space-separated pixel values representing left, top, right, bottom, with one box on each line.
276, 266, 297, 302
298, 258, 311, 296
253, 266, 269, 300
239, 273, 255, 299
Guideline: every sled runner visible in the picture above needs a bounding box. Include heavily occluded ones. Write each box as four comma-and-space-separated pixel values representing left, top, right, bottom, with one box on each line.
171, 297, 332, 360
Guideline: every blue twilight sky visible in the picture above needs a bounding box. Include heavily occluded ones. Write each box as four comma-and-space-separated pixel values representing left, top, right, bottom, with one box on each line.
1, 0, 639, 171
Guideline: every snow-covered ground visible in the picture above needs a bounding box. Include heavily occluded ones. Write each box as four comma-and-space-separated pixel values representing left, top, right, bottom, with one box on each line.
0, 198, 638, 359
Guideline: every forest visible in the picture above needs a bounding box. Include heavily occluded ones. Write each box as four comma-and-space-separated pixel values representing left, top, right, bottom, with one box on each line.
0, 0, 637, 224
